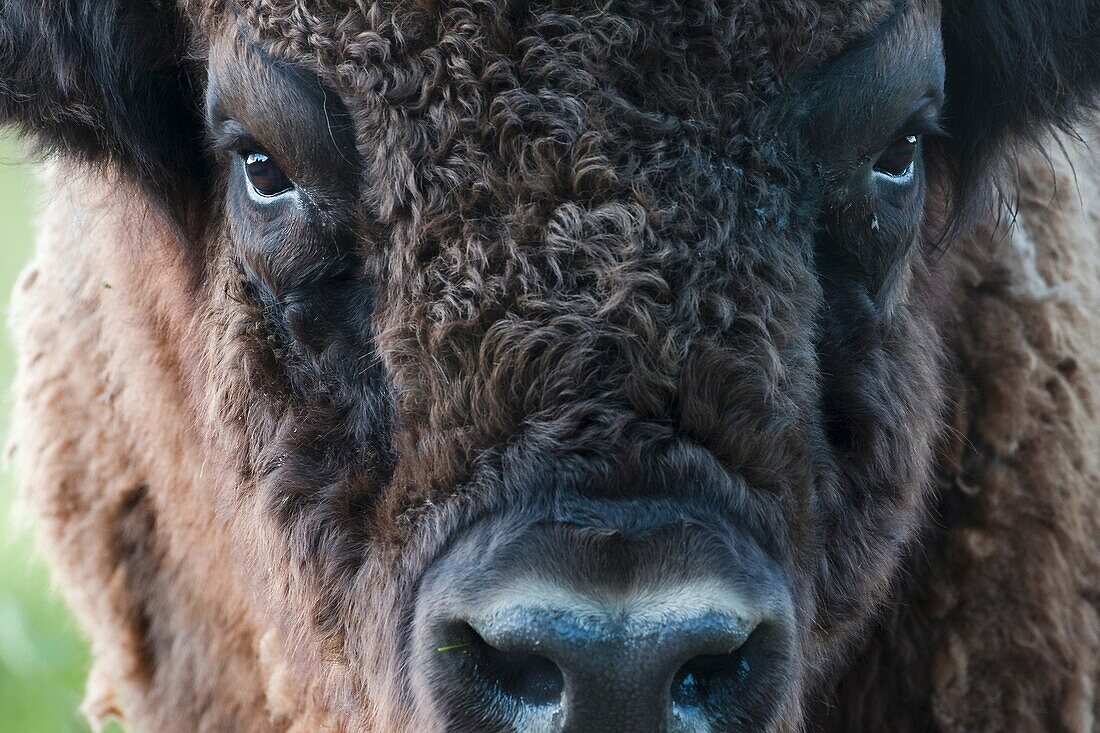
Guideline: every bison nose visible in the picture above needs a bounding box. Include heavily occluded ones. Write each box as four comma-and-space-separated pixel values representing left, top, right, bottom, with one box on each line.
438, 602, 784, 733
414, 518, 795, 732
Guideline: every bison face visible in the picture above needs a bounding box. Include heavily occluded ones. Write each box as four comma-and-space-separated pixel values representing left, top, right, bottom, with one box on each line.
3, 0, 1099, 731
201, 4, 946, 728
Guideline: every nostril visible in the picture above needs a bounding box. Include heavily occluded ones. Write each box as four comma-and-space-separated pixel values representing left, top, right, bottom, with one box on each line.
669, 625, 791, 729
459, 624, 565, 709
671, 650, 750, 710
475, 633, 564, 707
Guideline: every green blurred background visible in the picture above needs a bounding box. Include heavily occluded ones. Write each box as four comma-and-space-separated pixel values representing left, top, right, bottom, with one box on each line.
0, 137, 95, 731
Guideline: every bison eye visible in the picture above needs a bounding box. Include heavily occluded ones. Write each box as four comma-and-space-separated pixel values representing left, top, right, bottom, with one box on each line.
873, 135, 919, 180
241, 151, 293, 197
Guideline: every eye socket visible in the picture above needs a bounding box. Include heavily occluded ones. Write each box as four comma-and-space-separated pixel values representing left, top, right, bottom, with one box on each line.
873, 134, 920, 179
241, 151, 293, 197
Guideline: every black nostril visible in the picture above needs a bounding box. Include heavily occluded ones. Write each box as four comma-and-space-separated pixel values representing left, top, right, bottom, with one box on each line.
669, 626, 790, 729
464, 624, 565, 708
426, 621, 566, 730
671, 650, 750, 710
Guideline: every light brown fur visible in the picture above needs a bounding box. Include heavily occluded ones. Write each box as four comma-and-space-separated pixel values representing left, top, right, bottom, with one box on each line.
11, 167, 289, 730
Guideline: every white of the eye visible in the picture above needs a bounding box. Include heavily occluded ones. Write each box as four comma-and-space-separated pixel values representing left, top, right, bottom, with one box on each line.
244, 178, 299, 204
874, 160, 915, 185
874, 135, 919, 184
241, 156, 297, 203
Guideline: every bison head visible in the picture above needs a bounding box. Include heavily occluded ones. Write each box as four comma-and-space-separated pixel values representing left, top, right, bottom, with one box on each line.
2, 1, 1099, 730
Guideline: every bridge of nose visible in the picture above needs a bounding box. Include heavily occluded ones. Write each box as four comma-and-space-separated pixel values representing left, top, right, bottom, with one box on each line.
557, 636, 672, 732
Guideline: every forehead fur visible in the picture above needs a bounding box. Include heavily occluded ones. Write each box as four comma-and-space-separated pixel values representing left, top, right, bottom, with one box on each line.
197, 1, 899, 88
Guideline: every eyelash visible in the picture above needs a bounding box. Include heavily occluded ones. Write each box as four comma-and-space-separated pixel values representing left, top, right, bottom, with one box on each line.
212, 122, 278, 168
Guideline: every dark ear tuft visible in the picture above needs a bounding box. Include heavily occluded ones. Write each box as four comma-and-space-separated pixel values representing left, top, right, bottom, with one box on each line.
0, 0, 209, 239
935, 0, 1100, 230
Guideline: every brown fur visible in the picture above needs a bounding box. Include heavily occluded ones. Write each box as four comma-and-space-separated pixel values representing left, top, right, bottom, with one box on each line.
5, 1, 1100, 730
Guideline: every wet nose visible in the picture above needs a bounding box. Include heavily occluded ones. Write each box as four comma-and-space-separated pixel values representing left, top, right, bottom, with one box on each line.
414, 519, 795, 732
436, 600, 787, 733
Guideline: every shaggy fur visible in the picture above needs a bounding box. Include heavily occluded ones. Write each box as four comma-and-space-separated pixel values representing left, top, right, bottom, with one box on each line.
814, 122, 1100, 732
2, 0, 1100, 730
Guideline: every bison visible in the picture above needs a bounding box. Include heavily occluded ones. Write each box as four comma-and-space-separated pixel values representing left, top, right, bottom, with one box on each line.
2, 0, 1099, 731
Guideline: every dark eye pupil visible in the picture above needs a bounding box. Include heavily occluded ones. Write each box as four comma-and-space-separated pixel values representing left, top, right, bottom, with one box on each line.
874, 135, 919, 178
243, 151, 293, 197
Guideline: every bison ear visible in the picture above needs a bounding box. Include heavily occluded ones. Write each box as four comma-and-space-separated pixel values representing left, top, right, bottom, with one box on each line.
0, 1, 207, 233
940, 1, 1100, 179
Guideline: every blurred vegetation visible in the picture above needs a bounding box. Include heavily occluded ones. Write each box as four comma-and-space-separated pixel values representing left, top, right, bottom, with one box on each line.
0, 138, 96, 731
